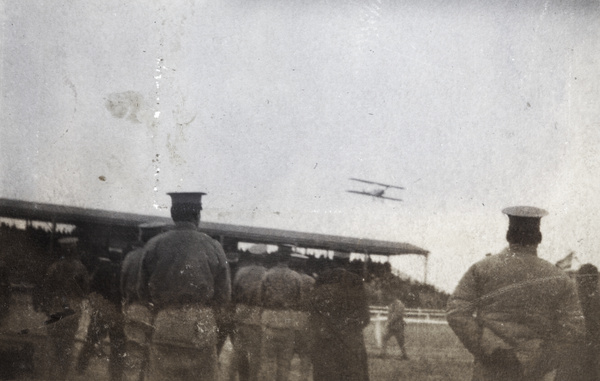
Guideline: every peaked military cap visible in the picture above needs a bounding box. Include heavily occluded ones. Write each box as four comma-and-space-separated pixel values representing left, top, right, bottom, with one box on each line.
502, 206, 548, 218
502, 206, 547, 245
167, 192, 206, 211
168, 192, 206, 204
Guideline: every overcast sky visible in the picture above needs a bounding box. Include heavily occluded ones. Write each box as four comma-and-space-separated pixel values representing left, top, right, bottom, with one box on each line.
1, 0, 599, 292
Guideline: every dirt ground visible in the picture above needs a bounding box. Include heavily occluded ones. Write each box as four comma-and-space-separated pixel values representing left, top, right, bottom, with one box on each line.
10, 321, 473, 380
87, 322, 472, 381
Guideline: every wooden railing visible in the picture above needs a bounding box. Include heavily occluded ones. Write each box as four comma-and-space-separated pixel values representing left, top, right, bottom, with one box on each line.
369, 306, 447, 324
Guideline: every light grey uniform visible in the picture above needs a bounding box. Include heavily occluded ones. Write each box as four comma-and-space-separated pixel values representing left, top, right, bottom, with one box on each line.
447, 246, 585, 380
120, 246, 152, 381
229, 264, 267, 381
259, 264, 303, 381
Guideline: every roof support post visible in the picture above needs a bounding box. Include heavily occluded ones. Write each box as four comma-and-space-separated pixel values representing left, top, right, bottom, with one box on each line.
363, 251, 369, 280
423, 254, 429, 284
49, 216, 56, 253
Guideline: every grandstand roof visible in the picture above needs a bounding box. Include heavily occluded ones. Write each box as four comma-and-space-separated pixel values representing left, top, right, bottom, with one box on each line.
0, 198, 429, 257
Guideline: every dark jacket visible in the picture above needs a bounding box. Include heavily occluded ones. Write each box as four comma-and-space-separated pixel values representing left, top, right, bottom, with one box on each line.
139, 222, 231, 309
310, 267, 370, 381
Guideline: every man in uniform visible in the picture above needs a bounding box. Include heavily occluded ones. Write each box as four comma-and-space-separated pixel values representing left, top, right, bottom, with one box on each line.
381, 298, 409, 360
41, 237, 89, 380
120, 222, 166, 381
447, 206, 584, 381
259, 245, 303, 381
138, 192, 231, 381
228, 253, 267, 381
310, 255, 370, 381
576, 263, 600, 381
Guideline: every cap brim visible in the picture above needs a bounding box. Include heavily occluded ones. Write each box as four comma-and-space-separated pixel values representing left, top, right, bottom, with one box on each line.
502, 206, 548, 218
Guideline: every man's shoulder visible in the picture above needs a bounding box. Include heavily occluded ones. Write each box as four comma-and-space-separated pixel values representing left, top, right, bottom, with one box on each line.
300, 273, 315, 284
122, 248, 144, 266
234, 265, 266, 281
271, 265, 302, 277
147, 228, 219, 246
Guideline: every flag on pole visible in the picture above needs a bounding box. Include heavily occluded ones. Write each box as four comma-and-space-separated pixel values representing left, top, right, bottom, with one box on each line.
556, 252, 576, 270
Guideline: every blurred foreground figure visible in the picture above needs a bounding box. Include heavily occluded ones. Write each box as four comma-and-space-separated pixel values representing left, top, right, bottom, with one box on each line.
259, 246, 303, 381
447, 206, 584, 381
42, 237, 89, 380
310, 257, 370, 381
228, 254, 267, 381
216, 243, 241, 357
290, 254, 316, 381
381, 298, 408, 360
138, 192, 231, 381
576, 264, 600, 381
120, 222, 165, 381
76, 249, 125, 380
0, 260, 11, 323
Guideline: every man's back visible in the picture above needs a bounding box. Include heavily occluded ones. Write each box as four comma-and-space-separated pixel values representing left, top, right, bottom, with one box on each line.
90, 258, 121, 307
387, 299, 405, 327
447, 247, 584, 379
261, 265, 302, 310
44, 257, 89, 308
141, 223, 231, 308
448, 248, 582, 341
233, 265, 267, 306
120, 247, 144, 304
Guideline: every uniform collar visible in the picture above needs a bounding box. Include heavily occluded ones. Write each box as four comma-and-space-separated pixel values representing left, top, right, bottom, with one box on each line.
507, 244, 538, 257
174, 221, 199, 230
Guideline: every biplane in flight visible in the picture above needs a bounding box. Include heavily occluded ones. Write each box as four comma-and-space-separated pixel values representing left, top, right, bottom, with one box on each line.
347, 178, 405, 202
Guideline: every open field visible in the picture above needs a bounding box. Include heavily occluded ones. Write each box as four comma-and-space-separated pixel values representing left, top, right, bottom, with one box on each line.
74, 321, 474, 381
219, 321, 474, 381
363, 322, 473, 381
1, 294, 474, 380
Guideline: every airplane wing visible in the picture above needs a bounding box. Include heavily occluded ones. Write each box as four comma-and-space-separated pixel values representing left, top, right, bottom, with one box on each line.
379, 196, 403, 202
346, 190, 374, 196
347, 190, 403, 202
349, 178, 405, 190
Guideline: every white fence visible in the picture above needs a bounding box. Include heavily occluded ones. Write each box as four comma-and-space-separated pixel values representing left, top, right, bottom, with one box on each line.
369, 306, 448, 348
369, 306, 447, 324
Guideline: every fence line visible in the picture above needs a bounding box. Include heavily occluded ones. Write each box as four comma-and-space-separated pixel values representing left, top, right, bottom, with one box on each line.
369, 306, 447, 324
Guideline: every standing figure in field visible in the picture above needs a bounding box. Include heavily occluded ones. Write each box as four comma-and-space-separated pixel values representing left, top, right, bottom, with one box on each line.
310, 256, 370, 381
381, 298, 409, 360
447, 206, 584, 381
576, 263, 600, 381
42, 237, 89, 380
228, 253, 267, 381
259, 245, 303, 381
138, 192, 231, 381
120, 222, 166, 381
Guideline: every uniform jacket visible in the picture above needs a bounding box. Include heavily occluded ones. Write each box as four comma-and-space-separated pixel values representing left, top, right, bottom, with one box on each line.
310, 267, 370, 381
298, 273, 316, 312
261, 264, 303, 310
386, 299, 406, 330
42, 257, 89, 314
120, 246, 144, 305
233, 265, 267, 306
447, 246, 585, 380
139, 222, 231, 310
232, 264, 267, 325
